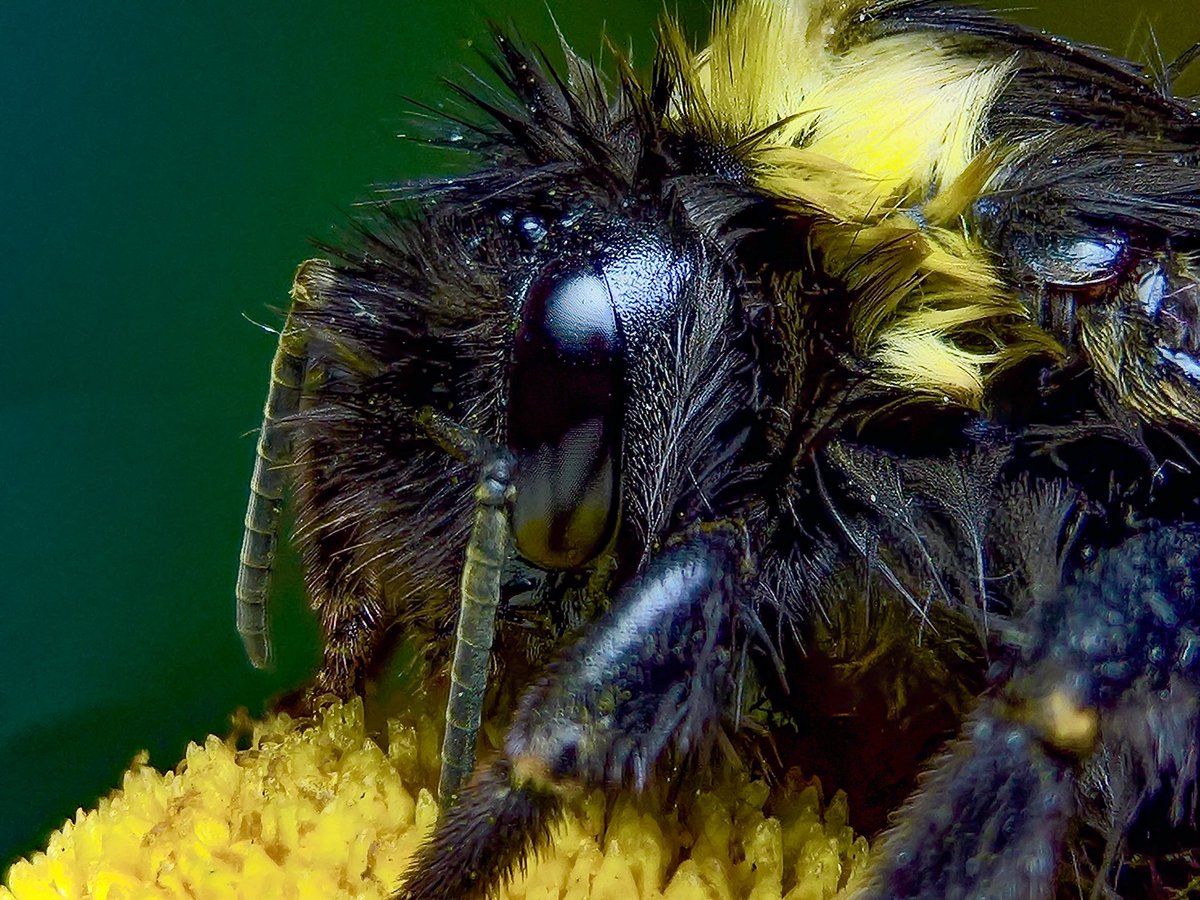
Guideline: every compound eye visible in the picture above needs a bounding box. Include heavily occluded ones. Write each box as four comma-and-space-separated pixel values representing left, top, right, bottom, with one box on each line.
507, 269, 621, 570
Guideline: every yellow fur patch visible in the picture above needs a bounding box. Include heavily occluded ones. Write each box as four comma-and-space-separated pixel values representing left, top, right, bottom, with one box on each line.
666, 0, 1061, 405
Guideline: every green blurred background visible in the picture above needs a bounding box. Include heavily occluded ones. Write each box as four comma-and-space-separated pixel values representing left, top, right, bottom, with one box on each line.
2, 0, 1195, 873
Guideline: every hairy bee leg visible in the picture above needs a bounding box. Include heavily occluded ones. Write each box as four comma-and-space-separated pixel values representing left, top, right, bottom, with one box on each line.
862, 706, 1076, 900
866, 526, 1200, 899
307, 601, 389, 700
396, 528, 743, 900
236, 260, 328, 668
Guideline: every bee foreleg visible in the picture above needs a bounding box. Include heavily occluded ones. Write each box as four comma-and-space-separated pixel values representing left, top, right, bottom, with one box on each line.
396, 526, 744, 900
309, 598, 390, 701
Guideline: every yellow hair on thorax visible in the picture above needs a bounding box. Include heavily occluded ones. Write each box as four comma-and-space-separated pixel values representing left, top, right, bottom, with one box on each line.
800, 35, 1014, 206
686, 0, 843, 138
666, 0, 1061, 406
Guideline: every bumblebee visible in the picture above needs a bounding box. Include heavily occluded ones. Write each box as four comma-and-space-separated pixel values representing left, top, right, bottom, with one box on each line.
237, 0, 1200, 896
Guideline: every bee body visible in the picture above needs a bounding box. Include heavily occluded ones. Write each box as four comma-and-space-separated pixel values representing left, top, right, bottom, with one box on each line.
238, 1, 1200, 896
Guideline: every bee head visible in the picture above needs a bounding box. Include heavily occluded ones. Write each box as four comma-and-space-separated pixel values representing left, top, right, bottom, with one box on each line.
286, 33, 761, 605
391, 33, 768, 576
484, 205, 755, 575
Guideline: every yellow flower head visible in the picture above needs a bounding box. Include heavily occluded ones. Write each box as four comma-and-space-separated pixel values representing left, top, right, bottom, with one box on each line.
3, 696, 866, 899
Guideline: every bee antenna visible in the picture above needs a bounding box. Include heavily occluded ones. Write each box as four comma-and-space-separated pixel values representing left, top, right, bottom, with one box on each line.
417, 407, 516, 807
235, 261, 322, 668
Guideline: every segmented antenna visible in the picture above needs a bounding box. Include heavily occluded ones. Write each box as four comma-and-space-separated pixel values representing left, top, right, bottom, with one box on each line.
418, 409, 513, 809
235, 261, 322, 668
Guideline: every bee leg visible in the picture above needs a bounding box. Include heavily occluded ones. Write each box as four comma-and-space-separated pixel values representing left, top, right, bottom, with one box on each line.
396, 526, 744, 900
265, 598, 389, 716
311, 599, 388, 699
860, 703, 1076, 898
865, 525, 1200, 899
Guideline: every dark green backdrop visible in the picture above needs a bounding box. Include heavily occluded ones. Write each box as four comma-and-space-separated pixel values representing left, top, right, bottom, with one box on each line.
2, 0, 1194, 872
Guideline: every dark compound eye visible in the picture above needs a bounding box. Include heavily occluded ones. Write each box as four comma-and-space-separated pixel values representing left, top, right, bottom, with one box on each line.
507, 268, 622, 570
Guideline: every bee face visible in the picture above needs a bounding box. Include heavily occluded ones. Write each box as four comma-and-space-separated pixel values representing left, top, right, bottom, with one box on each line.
236, 2, 1200, 897
266, 104, 758, 630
